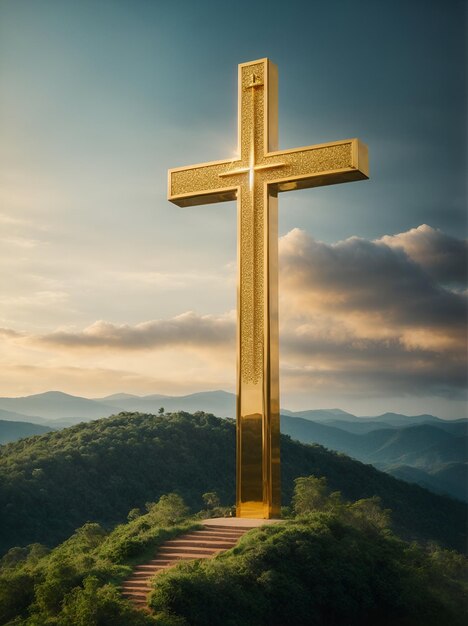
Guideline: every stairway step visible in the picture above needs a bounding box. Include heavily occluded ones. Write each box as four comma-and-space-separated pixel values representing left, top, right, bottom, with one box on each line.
203, 524, 256, 530
164, 539, 237, 548
180, 533, 245, 540
190, 528, 248, 533
158, 548, 217, 556
154, 551, 212, 559
130, 568, 169, 576
201, 528, 248, 534
122, 590, 149, 598
199, 527, 247, 532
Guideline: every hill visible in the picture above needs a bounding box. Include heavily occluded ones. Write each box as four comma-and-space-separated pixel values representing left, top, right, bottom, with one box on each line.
0, 390, 237, 424
281, 416, 466, 465
1, 392, 464, 503
0, 411, 466, 555
0, 420, 53, 445
0, 391, 118, 421
149, 515, 466, 626
281, 415, 468, 501
0, 408, 51, 426
1, 490, 465, 626
96, 390, 236, 417
3, 390, 463, 426
388, 463, 468, 502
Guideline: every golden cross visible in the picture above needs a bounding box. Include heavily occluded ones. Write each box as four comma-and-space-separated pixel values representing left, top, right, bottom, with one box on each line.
168, 58, 369, 518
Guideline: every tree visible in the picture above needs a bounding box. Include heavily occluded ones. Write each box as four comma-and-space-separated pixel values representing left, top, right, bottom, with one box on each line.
348, 496, 391, 532
127, 508, 141, 522
158, 407, 165, 415
292, 476, 338, 515
147, 493, 189, 526
202, 492, 220, 510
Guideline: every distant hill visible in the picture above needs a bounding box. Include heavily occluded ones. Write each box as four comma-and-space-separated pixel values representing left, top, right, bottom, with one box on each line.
388, 463, 468, 503
0, 391, 118, 421
95, 390, 237, 417
0, 407, 50, 426
0, 390, 237, 423
0, 411, 466, 555
0, 420, 53, 445
320, 419, 395, 433
1, 390, 463, 427
289, 408, 360, 421
363, 412, 443, 426
281, 416, 468, 467
281, 415, 468, 501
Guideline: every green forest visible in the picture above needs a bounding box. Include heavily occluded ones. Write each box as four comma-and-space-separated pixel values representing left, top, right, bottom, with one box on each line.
0, 412, 466, 556
0, 477, 466, 625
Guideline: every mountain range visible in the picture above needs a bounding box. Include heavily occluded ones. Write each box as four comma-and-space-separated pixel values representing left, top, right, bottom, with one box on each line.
0, 390, 466, 502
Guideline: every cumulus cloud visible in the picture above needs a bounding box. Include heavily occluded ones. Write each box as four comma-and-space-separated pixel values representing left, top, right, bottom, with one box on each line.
38, 311, 236, 350
278, 226, 467, 397
280, 228, 466, 338
379, 224, 467, 286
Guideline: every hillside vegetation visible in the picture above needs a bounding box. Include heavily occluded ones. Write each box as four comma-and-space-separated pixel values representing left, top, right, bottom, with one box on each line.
1, 481, 466, 626
150, 510, 467, 626
0, 493, 198, 625
0, 412, 466, 555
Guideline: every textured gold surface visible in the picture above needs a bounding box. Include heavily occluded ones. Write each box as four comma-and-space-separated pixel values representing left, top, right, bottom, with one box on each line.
167, 58, 369, 518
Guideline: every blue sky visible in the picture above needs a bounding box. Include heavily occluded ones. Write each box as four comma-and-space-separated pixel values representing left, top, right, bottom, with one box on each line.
0, 0, 466, 417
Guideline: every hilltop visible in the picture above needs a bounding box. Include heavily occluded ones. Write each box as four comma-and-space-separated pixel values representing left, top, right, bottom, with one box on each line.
1, 487, 466, 626
0, 411, 466, 555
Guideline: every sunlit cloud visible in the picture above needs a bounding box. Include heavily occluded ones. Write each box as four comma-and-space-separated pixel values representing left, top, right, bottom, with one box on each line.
37, 311, 236, 350
1, 225, 466, 404
379, 224, 467, 286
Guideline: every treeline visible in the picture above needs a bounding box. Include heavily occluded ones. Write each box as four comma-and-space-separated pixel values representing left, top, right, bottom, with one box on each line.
0, 412, 466, 554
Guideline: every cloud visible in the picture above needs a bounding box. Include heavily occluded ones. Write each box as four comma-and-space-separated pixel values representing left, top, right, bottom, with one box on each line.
278, 226, 467, 397
379, 224, 467, 286
279, 227, 466, 336
0, 328, 24, 339
38, 311, 235, 350
2, 225, 466, 401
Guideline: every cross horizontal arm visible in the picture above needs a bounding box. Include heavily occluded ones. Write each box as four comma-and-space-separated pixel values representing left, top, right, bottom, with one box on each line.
262, 138, 369, 192
168, 159, 243, 208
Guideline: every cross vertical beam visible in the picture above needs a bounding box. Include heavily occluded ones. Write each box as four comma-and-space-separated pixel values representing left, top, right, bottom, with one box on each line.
234, 60, 281, 518
167, 58, 369, 518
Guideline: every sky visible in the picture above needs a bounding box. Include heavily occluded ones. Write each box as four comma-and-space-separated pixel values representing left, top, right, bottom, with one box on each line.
0, 0, 466, 417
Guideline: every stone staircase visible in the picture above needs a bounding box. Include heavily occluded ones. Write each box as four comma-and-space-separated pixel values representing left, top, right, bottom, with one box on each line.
121, 523, 254, 611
